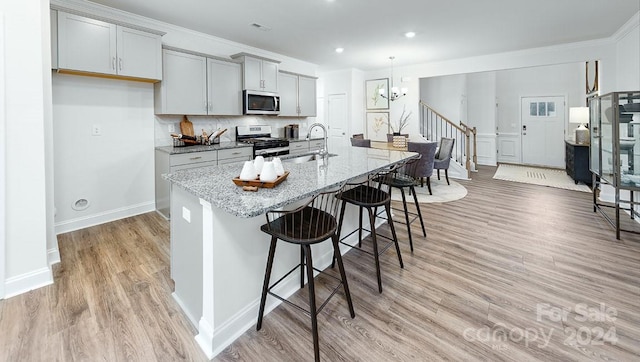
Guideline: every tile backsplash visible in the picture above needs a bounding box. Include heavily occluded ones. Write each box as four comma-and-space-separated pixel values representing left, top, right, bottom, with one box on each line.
154, 115, 320, 146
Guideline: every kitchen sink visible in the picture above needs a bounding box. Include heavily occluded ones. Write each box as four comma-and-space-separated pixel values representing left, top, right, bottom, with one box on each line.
282, 153, 338, 164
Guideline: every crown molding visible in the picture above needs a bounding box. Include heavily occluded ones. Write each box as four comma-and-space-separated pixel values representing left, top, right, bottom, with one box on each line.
611, 11, 640, 41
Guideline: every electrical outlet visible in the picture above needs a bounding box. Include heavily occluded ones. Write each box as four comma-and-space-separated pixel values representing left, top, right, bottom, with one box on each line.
92, 124, 102, 136
168, 124, 175, 133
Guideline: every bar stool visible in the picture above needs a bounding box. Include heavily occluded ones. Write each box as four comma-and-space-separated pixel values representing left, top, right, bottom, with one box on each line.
256, 187, 355, 362
333, 163, 405, 293
382, 156, 426, 252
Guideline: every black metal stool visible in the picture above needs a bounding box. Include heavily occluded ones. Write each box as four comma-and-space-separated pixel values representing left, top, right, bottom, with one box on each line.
333, 163, 405, 293
382, 156, 427, 252
256, 188, 355, 362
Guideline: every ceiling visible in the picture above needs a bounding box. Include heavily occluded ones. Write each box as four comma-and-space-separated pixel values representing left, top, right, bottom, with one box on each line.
88, 0, 640, 71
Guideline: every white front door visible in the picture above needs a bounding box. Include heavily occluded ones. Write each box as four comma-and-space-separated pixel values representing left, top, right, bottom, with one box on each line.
521, 96, 565, 167
327, 93, 348, 150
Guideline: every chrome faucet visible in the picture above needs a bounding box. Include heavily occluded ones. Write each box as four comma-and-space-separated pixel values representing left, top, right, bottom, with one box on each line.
307, 122, 328, 156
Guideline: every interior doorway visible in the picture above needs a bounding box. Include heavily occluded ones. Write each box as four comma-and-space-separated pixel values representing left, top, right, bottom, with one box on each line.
327, 93, 348, 150
521, 96, 566, 168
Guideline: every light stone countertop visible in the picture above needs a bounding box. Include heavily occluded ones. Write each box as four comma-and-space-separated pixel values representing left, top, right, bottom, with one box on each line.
163, 145, 418, 218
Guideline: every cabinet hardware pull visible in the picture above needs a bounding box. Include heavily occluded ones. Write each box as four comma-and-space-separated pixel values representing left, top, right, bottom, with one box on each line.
232, 152, 241, 155
119, 58, 122, 70
112, 57, 116, 70
190, 156, 202, 160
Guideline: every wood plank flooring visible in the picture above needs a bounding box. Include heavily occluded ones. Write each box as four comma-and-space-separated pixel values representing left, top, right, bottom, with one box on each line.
1, 165, 639, 361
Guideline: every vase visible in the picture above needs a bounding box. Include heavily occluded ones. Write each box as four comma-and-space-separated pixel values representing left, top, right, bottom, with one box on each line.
392, 135, 407, 148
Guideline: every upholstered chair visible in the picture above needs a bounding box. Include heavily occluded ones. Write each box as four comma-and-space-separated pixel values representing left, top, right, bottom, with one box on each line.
350, 138, 371, 148
407, 141, 438, 194
434, 138, 455, 185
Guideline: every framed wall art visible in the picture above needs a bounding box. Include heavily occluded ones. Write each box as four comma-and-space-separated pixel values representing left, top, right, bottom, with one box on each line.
366, 112, 389, 141
365, 78, 389, 110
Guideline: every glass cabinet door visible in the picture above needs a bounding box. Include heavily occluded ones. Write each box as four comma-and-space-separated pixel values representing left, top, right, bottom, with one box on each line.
618, 91, 640, 187
599, 94, 614, 183
589, 97, 600, 176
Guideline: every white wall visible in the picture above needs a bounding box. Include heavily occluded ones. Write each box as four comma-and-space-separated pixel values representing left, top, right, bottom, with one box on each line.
615, 13, 640, 90
1, 0, 52, 298
0, 12, 5, 300
467, 72, 497, 165
52, 74, 156, 233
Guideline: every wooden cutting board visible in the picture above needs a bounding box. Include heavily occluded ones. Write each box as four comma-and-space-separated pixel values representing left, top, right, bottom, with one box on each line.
180, 116, 194, 137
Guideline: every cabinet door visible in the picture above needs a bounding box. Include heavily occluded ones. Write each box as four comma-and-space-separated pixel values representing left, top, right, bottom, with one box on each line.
297, 76, 317, 117
261, 60, 279, 92
116, 26, 162, 80
155, 50, 207, 115
207, 59, 242, 115
278, 72, 298, 116
243, 56, 263, 91
57, 12, 116, 75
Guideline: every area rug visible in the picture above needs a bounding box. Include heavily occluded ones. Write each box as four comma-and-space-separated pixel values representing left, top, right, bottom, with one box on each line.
493, 164, 591, 192
390, 179, 467, 203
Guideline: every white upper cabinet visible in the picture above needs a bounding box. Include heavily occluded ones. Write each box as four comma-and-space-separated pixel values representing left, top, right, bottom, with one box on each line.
116, 26, 162, 80
56, 11, 162, 81
154, 49, 207, 115
278, 72, 298, 117
278, 71, 317, 117
297, 75, 317, 117
231, 53, 280, 93
207, 58, 242, 115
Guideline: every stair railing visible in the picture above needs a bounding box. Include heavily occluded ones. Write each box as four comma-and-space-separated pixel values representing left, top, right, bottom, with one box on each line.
419, 101, 476, 178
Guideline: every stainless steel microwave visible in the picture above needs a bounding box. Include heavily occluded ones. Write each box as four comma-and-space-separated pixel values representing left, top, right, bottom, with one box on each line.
243, 90, 280, 115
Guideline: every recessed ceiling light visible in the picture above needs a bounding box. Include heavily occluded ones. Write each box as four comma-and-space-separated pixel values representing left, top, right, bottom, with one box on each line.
335, 47, 344, 53
405, 31, 416, 38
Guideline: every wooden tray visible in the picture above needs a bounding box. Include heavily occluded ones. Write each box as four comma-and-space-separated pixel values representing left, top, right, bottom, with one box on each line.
232, 171, 289, 188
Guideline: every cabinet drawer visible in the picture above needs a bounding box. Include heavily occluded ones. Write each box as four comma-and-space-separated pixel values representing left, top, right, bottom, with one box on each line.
309, 140, 324, 149
289, 142, 308, 154
218, 147, 252, 160
170, 151, 217, 167
170, 160, 217, 172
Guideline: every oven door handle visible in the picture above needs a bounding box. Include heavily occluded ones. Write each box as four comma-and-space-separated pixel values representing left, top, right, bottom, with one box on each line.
255, 146, 290, 156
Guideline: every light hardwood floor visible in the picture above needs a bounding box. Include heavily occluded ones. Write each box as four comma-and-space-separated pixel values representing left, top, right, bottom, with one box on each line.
1, 166, 638, 361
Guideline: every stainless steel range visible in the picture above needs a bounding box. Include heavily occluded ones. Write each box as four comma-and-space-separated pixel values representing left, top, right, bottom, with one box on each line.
236, 125, 290, 158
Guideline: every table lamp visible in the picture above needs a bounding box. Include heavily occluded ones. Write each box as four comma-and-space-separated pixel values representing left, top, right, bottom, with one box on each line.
570, 107, 590, 144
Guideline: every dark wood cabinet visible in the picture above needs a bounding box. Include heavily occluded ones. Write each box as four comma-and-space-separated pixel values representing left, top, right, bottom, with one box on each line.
565, 141, 591, 184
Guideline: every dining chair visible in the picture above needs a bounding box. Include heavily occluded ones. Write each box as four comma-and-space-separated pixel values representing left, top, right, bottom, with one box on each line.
407, 141, 438, 194
434, 138, 455, 185
351, 138, 371, 148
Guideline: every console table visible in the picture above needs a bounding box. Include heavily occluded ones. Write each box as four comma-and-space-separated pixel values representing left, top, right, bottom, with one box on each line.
565, 140, 591, 184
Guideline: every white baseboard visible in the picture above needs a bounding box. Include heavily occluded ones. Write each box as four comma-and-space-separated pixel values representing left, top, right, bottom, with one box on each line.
173, 292, 199, 329
48, 247, 61, 266
54, 201, 155, 235
4, 267, 53, 299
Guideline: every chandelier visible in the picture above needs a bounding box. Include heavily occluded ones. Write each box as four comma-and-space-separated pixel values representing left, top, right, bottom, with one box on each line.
378, 56, 407, 101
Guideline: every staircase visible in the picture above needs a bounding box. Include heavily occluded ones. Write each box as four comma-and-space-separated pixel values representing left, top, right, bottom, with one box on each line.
419, 101, 477, 179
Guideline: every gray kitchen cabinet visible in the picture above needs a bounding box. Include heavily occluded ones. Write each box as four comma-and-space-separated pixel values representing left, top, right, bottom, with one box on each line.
56, 11, 162, 81
278, 71, 317, 117
217, 147, 252, 165
155, 49, 208, 115
278, 72, 299, 116
51, 10, 58, 69
289, 141, 309, 155
156, 149, 217, 219
207, 58, 242, 115
309, 139, 324, 152
231, 53, 280, 93
298, 75, 317, 117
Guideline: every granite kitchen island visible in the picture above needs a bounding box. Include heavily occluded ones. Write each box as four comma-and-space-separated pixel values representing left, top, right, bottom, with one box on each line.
163, 144, 417, 358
